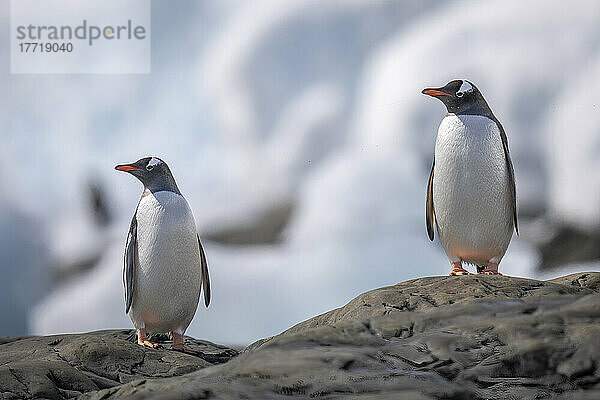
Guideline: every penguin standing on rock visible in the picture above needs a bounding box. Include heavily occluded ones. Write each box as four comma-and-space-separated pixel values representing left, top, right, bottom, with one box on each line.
116, 157, 210, 353
422, 80, 518, 276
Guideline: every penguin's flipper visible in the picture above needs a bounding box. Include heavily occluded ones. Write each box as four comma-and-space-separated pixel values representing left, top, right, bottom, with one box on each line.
124, 215, 138, 314
497, 123, 519, 235
426, 158, 435, 241
198, 235, 211, 307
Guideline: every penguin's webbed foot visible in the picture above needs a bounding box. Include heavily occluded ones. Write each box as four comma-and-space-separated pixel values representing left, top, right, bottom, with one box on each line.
136, 328, 162, 349
140, 339, 162, 349
171, 332, 201, 356
449, 261, 471, 276
479, 262, 501, 275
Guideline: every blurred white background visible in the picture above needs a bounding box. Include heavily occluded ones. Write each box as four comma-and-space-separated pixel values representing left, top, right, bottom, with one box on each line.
0, 0, 599, 344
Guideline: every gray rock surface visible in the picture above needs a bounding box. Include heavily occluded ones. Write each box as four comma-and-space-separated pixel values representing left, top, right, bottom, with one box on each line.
0, 330, 237, 399
202, 200, 294, 245
278, 272, 600, 335
2, 273, 599, 399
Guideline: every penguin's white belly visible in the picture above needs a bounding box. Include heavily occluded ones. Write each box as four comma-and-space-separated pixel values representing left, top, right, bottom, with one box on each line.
130, 191, 202, 334
433, 114, 513, 266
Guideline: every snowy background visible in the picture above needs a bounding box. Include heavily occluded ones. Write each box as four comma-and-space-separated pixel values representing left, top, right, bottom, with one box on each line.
1, 0, 599, 344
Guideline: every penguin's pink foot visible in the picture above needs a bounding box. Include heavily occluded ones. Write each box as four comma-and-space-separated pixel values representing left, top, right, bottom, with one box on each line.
171, 332, 200, 355
449, 261, 470, 276
479, 262, 501, 275
140, 340, 162, 349
137, 328, 162, 349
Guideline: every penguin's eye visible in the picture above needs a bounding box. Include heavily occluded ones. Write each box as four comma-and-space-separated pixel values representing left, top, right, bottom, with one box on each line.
146, 157, 161, 171
456, 81, 472, 98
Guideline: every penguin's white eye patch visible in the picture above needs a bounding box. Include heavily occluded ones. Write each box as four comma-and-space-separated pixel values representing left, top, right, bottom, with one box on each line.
456, 80, 473, 97
147, 157, 161, 170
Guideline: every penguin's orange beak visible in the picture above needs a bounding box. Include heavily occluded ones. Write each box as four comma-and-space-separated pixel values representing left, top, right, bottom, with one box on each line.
422, 88, 454, 97
115, 164, 143, 172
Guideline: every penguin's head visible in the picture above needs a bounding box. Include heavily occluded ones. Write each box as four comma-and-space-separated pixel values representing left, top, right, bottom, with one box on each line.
115, 156, 180, 194
422, 80, 490, 115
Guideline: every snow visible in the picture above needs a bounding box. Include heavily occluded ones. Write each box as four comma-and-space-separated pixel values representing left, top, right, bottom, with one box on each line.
545, 56, 600, 230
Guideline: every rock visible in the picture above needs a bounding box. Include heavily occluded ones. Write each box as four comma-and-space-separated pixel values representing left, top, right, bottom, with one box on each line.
277, 273, 593, 336
520, 216, 600, 271
538, 226, 600, 270
202, 200, 294, 245
548, 272, 600, 292
78, 272, 600, 400
0, 330, 237, 399
2, 273, 599, 399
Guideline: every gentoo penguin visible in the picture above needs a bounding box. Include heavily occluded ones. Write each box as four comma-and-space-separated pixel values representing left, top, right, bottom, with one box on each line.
422, 80, 518, 275
115, 157, 210, 353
